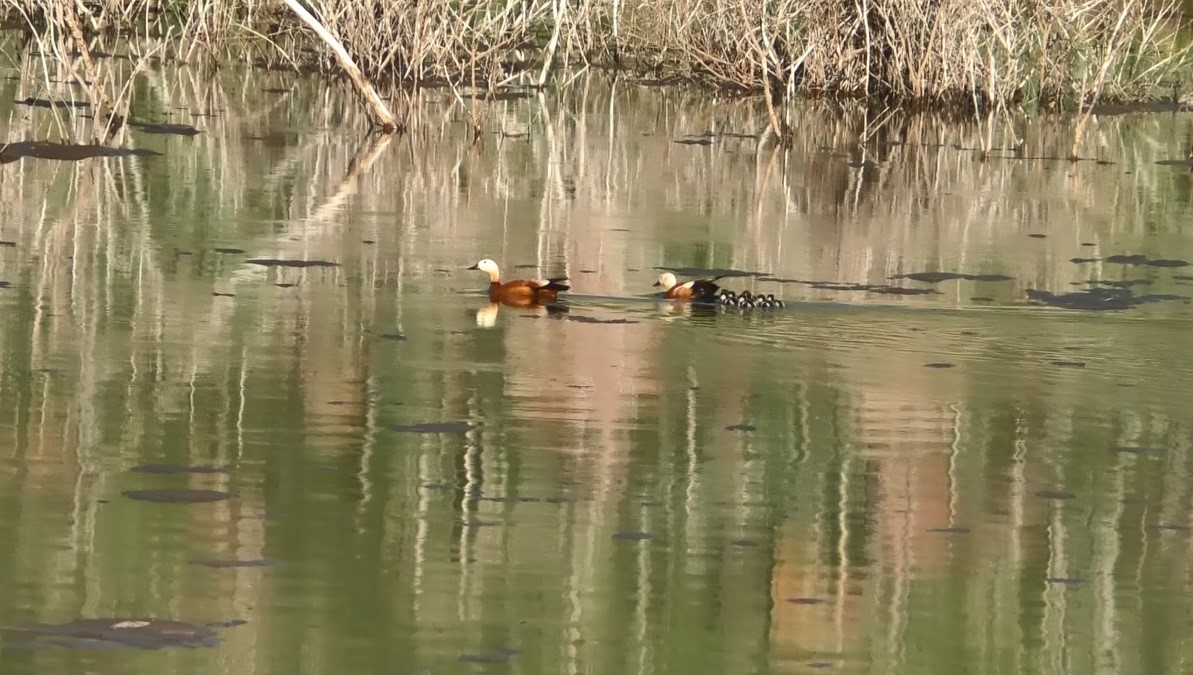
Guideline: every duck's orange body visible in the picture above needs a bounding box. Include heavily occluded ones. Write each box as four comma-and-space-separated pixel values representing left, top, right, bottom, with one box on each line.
654, 272, 720, 302
469, 259, 569, 306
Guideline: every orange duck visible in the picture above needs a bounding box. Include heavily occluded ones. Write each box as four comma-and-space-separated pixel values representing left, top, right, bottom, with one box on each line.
653, 272, 721, 302
468, 259, 569, 305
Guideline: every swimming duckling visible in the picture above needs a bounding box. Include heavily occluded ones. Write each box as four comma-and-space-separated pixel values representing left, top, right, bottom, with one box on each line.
765, 294, 784, 309
719, 289, 737, 306
737, 292, 754, 309
757, 296, 772, 309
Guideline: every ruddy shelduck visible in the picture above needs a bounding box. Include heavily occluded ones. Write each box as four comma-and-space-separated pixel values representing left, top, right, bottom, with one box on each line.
468, 259, 569, 305
653, 272, 721, 302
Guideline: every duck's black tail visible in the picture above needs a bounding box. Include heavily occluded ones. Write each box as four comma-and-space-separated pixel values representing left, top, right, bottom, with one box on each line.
543, 278, 571, 292
690, 279, 720, 302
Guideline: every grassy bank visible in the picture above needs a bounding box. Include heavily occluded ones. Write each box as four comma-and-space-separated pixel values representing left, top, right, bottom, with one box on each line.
3, 0, 1192, 137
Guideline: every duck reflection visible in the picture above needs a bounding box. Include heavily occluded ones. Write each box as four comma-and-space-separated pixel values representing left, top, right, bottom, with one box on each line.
474, 300, 570, 328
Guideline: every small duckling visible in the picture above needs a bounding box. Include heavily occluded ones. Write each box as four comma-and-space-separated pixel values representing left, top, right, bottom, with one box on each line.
719, 289, 737, 306
766, 294, 784, 309
757, 296, 772, 309
737, 293, 754, 309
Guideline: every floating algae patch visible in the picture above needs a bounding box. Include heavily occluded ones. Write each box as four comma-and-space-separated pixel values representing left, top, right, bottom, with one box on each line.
892, 272, 1013, 283
1104, 254, 1190, 268
189, 558, 283, 568
0, 141, 161, 164
2, 618, 219, 650
1035, 489, 1075, 500
725, 423, 756, 431
14, 97, 90, 109
246, 259, 338, 268
123, 489, 234, 503
1026, 287, 1187, 310
390, 421, 474, 433
924, 362, 956, 369
613, 531, 654, 541
566, 315, 639, 325
214, 247, 246, 254
130, 121, 201, 136
131, 464, 230, 475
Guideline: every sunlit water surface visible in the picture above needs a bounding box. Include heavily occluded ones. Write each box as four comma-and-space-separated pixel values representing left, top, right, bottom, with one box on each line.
1, 44, 1193, 674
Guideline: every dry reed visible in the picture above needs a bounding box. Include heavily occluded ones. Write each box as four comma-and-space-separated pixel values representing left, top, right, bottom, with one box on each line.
2, 0, 1191, 141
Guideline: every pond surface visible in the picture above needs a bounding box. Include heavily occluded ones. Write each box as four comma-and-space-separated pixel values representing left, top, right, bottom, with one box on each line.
1, 49, 1193, 674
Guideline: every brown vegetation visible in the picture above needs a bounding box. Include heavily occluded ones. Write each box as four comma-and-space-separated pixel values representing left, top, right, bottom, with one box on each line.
1, 0, 1190, 142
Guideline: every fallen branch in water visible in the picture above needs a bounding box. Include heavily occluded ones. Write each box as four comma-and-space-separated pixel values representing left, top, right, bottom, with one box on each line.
282, 0, 399, 133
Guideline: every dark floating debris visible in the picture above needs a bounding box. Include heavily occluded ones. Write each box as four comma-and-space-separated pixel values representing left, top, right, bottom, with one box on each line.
0, 240, 15, 247
274, 283, 296, 288
1104, 254, 1190, 268
0, 141, 161, 165
566, 315, 638, 325
1046, 577, 1084, 585
1152, 523, 1192, 531
122, 489, 234, 503
892, 272, 1013, 283
924, 362, 955, 369
206, 619, 247, 629
1026, 287, 1187, 311
212, 292, 234, 297
1070, 257, 1099, 264
245, 258, 338, 268
362, 239, 376, 244
390, 421, 474, 433
808, 663, 834, 670
1050, 360, 1086, 368
131, 464, 230, 475
725, 423, 756, 431
189, 558, 282, 568
1081, 242, 1096, 247
613, 531, 653, 541
730, 539, 759, 547
1, 618, 219, 650
655, 266, 766, 279
378, 333, 407, 341
14, 97, 90, 109
0, 281, 10, 289
1113, 445, 1165, 455
1088, 279, 1150, 288
214, 247, 245, 254
459, 652, 516, 664
1035, 489, 1075, 500
786, 597, 825, 605
1028, 233, 1047, 239
927, 527, 971, 535
971, 296, 993, 302
129, 121, 200, 136
674, 137, 713, 146
764, 278, 942, 295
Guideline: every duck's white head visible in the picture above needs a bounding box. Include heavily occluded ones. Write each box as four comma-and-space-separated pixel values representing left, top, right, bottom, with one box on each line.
653, 272, 677, 290
468, 258, 501, 282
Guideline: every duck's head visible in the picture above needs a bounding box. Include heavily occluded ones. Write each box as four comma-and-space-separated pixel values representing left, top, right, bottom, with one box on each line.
653, 272, 678, 290
468, 258, 501, 282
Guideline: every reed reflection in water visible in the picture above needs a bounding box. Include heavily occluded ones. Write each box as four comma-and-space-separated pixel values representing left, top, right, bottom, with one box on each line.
1, 45, 1192, 674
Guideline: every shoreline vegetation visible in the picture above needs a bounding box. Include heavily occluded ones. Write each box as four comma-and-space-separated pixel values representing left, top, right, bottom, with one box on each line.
2, 0, 1192, 151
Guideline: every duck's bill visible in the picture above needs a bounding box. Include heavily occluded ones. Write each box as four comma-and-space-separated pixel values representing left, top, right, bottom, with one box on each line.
651, 281, 661, 287
467, 264, 479, 270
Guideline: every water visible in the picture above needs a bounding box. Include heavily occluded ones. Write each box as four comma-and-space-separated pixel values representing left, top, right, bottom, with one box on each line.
2, 48, 1193, 674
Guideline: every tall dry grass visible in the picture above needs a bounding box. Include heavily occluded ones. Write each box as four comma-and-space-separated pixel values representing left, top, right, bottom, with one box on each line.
2, 0, 1191, 141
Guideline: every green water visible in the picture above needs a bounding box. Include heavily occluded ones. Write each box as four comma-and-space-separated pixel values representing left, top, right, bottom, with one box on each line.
1, 52, 1193, 674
